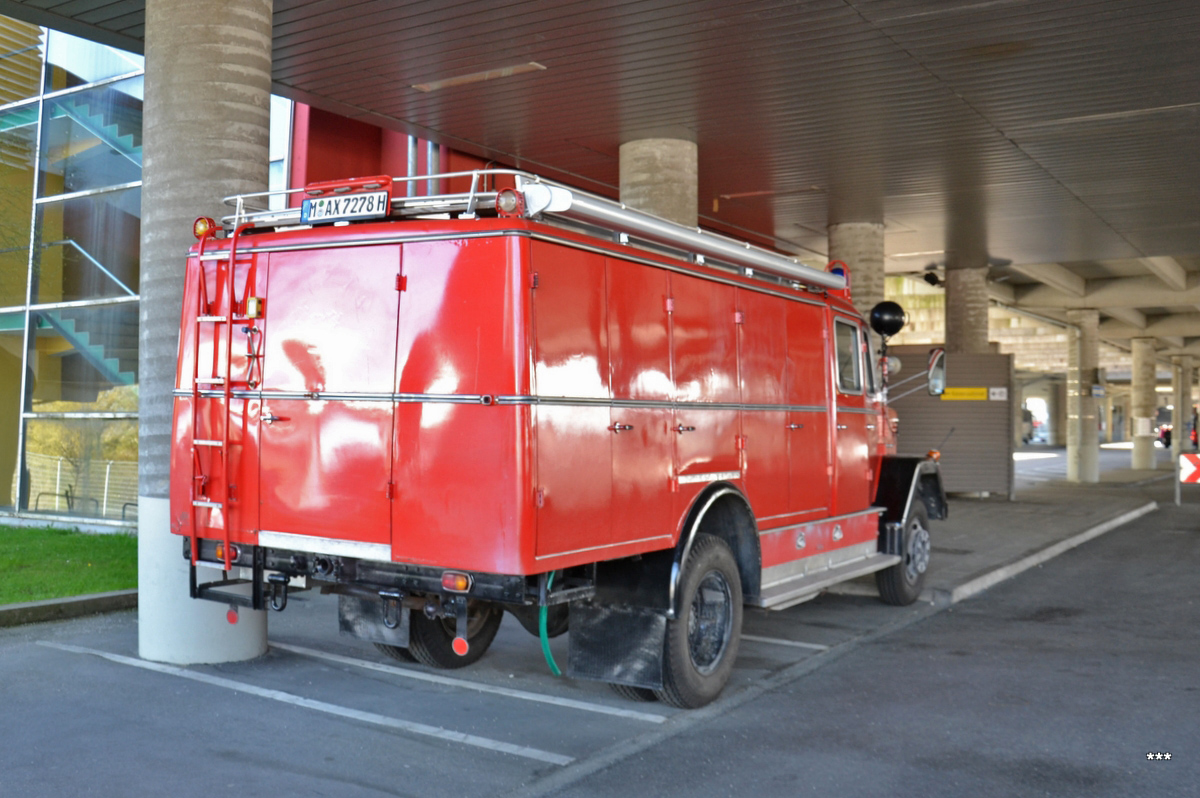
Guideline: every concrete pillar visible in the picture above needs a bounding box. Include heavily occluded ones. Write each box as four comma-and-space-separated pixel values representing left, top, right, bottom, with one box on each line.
1065, 310, 1099, 482
1052, 379, 1068, 446
943, 266, 990, 354
1103, 396, 1115, 443
619, 139, 697, 227
1171, 355, 1192, 458
1130, 338, 1158, 470
828, 222, 885, 320
138, 0, 272, 663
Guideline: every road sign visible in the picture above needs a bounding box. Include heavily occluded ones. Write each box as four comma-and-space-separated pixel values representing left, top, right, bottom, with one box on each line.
1180, 453, 1200, 484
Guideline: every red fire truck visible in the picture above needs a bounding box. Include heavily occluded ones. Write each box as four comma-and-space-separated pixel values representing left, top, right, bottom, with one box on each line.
172, 170, 947, 708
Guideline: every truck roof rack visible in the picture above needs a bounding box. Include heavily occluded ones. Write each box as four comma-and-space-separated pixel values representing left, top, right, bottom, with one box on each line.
221, 169, 845, 291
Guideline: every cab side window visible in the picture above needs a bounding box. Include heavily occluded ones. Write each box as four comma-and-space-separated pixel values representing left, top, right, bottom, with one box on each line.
834, 320, 862, 394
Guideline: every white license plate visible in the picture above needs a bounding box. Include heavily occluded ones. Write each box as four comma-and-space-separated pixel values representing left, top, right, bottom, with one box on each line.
301, 190, 390, 223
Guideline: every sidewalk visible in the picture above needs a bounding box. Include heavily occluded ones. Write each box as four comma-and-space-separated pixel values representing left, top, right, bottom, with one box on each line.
834, 455, 1178, 605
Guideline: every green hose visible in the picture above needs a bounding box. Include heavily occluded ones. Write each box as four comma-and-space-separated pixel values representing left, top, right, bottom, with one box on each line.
539, 571, 562, 676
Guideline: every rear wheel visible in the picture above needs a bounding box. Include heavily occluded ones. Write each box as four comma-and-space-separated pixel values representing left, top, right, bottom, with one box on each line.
876, 503, 931, 606
374, 643, 416, 663
407, 600, 504, 669
609, 683, 659, 702
655, 534, 742, 709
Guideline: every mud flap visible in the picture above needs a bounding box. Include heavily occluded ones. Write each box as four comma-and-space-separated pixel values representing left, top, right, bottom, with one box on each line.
338, 594, 411, 647
567, 602, 665, 690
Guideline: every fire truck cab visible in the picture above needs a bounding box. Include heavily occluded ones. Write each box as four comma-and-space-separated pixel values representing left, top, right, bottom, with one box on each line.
172, 170, 947, 708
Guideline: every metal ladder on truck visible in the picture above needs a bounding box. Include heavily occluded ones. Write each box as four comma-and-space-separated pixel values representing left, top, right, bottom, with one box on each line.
186, 225, 277, 612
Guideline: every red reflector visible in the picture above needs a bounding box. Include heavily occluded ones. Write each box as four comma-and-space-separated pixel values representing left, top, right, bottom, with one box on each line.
441, 571, 473, 592
451, 637, 470, 657
226, 608, 239, 625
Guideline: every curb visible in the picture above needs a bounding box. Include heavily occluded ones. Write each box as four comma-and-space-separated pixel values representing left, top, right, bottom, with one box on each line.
0, 589, 138, 628
931, 500, 1159, 607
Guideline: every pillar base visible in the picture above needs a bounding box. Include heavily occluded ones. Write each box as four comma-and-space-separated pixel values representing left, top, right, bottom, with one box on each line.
137, 496, 267, 664
1131, 437, 1157, 471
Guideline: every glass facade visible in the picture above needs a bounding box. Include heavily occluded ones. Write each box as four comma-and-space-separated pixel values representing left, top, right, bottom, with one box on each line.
0, 18, 291, 525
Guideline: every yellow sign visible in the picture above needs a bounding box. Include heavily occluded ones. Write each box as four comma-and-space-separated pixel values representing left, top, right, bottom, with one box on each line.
941, 386, 989, 401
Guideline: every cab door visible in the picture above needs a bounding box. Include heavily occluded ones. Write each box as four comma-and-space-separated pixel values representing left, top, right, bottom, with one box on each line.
831, 315, 871, 515
257, 245, 400, 553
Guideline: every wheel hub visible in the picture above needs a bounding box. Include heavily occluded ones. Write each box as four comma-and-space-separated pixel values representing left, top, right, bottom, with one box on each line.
687, 570, 733, 674
906, 521, 931, 583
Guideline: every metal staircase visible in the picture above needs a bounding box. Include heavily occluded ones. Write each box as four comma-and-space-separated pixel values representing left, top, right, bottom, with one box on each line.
38, 310, 136, 386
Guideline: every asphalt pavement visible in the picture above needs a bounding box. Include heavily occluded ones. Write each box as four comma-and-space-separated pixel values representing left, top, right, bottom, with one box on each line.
0, 443, 1195, 797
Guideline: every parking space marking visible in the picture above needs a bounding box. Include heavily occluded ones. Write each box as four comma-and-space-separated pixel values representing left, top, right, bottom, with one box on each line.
740, 634, 830, 651
272, 642, 668, 724
39, 641, 574, 766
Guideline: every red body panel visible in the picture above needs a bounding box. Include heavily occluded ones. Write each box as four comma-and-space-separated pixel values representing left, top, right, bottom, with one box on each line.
171, 215, 892, 579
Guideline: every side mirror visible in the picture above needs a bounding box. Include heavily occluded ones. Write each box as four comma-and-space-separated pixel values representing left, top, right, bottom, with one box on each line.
927, 347, 946, 396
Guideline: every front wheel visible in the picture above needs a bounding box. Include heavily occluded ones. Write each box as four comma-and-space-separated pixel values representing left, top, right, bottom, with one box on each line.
407, 600, 504, 669
655, 534, 743, 709
876, 503, 931, 606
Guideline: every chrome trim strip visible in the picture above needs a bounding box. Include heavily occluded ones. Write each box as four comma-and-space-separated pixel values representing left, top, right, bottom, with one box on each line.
757, 506, 883, 537
174, 388, 845, 416
836, 406, 878, 415
677, 470, 742, 485
258, 530, 392, 562
533, 533, 674, 561
198, 230, 527, 259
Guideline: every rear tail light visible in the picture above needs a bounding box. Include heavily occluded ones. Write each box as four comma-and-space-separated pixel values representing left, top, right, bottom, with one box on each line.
214, 542, 240, 562
441, 571, 473, 593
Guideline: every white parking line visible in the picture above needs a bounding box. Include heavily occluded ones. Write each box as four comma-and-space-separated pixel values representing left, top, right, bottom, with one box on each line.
38, 641, 573, 766
272, 642, 668, 724
740, 634, 830, 651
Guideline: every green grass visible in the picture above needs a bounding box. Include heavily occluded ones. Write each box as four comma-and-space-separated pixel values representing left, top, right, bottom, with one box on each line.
0, 525, 137, 605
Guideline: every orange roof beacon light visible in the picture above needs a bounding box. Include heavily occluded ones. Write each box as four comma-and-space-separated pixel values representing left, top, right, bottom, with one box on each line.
193, 216, 217, 240
927, 450, 942, 462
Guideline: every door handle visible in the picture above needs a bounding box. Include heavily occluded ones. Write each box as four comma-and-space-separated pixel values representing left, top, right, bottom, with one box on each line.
673, 424, 696, 434
866, 424, 876, 430
786, 423, 804, 430
836, 424, 849, 430
262, 411, 283, 424
608, 423, 634, 433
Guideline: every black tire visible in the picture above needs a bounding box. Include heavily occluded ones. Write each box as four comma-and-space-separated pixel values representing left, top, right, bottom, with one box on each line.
876, 503, 931, 606
609, 683, 659, 702
374, 643, 416, 663
506, 603, 570, 638
407, 600, 503, 669
655, 534, 743, 709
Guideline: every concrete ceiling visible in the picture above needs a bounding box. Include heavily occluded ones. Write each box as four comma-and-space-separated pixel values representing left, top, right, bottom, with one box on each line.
10, 0, 1199, 369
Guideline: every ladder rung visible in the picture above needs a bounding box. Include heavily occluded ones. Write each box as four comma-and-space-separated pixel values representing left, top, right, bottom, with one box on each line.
194, 439, 223, 447
197, 315, 228, 323
195, 377, 226, 385
193, 500, 223, 509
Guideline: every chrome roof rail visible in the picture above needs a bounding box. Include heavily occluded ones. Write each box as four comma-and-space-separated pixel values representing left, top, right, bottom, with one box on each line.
220, 169, 843, 290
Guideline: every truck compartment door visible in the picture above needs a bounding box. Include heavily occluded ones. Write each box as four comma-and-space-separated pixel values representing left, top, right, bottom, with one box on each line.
257, 245, 400, 553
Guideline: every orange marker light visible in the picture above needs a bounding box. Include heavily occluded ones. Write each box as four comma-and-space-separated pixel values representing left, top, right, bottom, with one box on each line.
926, 450, 941, 461
441, 571, 473, 593
193, 217, 217, 239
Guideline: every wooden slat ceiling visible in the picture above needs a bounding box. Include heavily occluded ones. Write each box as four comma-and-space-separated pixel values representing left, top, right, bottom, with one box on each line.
8, 0, 1200, 366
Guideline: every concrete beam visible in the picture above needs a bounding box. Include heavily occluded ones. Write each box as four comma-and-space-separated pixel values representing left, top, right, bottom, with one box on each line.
1098, 313, 1200, 339
1104, 307, 1146, 329
1159, 336, 1186, 349
1139, 256, 1187, 291
1018, 274, 1200, 309
986, 279, 1015, 303
1008, 262, 1086, 297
